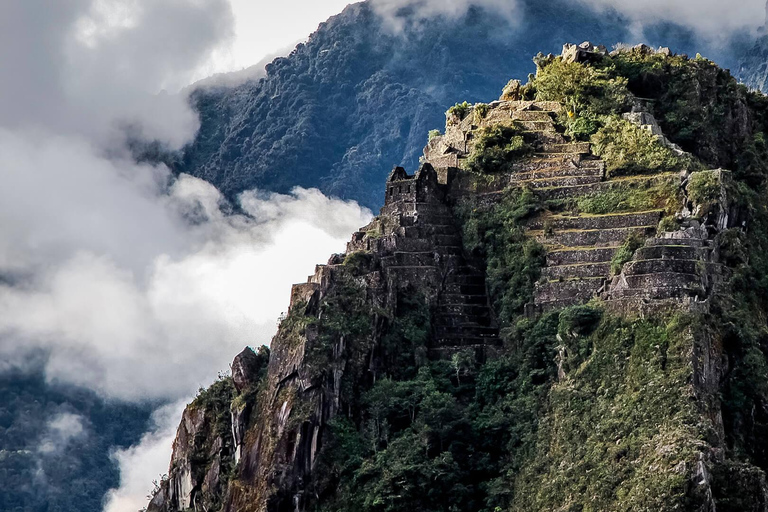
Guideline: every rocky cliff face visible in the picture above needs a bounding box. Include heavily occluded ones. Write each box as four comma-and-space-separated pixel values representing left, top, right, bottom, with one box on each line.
148, 44, 768, 511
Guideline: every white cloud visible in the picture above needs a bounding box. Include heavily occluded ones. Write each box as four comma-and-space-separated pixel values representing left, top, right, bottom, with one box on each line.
370, 0, 765, 40
0, 153, 371, 401
204, 0, 353, 75
371, 0, 520, 29
38, 412, 86, 455
0, 0, 235, 147
577, 0, 765, 40
103, 401, 188, 512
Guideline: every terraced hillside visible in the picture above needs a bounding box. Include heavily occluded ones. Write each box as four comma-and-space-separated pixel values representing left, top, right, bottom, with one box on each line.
426, 93, 730, 314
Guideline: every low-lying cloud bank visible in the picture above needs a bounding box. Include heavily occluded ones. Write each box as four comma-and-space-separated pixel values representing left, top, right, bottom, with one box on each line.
0, 151, 370, 401
0, 2, 373, 509
371, 0, 766, 41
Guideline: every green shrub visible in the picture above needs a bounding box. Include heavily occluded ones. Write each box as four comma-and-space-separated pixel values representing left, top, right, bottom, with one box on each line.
448, 101, 471, 119
657, 215, 680, 234
687, 170, 721, 212
454, 188, 545, 322
576, 177, 679, 214
343, 251, 373, 276
533, 58, 630, 116
465, 125, 533, 174
591, 117, 698, 176
428, 129, 442, 141
565, 111, 603, 141
610, 234, 645, 274
474, 103, 490, 122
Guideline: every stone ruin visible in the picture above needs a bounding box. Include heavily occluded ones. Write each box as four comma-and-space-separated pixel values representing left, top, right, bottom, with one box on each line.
288, 42, 742, 361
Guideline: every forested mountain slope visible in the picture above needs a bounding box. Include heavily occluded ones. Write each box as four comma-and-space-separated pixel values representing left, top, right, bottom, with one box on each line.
174, 1, 743, 209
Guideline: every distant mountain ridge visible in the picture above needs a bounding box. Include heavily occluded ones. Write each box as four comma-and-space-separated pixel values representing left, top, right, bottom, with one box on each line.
174, 0, 745, 210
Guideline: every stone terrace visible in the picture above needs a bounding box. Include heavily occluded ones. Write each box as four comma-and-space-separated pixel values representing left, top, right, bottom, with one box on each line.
425, 98, 724, 312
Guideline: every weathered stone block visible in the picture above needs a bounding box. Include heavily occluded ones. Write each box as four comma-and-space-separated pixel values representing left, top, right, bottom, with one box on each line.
536, 226, 655, 248
546, 247, 618, 266
541, 262, 611, 280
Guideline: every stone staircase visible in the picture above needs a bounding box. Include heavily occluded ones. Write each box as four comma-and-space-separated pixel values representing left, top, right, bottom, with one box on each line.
603, 228, 728, 313
344, 165, 501, 358
529, 210, 663, 310
376, 200, 501, 357
426, 98, 689, 312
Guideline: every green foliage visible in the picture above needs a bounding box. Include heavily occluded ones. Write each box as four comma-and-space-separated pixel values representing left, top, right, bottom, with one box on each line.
343, 251, 373, 276
606, 50, 758, 175
576, 176, 679, 214
380, 289, 432, 380
610, 234, 644, 274
308, 273, 374, 389
465, 125, 534, 174
564, 110, 602, 140
448, 101, 471, 119
591, 116, 698, 176
192, 375, 236, 440
454, 188, 545, 322
687, 170, 721, 212
556, 305, 603, 373
428, 129, 442, 141
511, 315, 705, 511
474, 102, 491, 122
533, 58, 630, 116
657, 215, 680, 234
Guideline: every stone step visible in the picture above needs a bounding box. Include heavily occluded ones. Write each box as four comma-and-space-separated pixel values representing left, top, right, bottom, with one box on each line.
514, 158, 604, 173
503, 100, 562, 112
445, 283, 487, 295
528, 210, 663, 231
533, 226, 656, 248
534, 182, 605, 200
645, 237, 709, 248
392, 201, 455, 216
635, 244, 709, 261
435, 325, 499, 337
535, 172, 674, 201
383, 252, 468, 267
383, 239, 465, 255
534, 277, 605, 305
536, 298, 588, 312
540, 142, 591, 154
516, 175, 603, 189
402, 225, 458, 237
622, 259, 702, 276
609, 285, 706, 300
622, 272, 702, 290
398, 214, 457, 227
520, 131, 567, 145
516, 120, 557, 131
546, 246, 619, 266
436, 314, 494, 328
531, 152, 585, 161
541, 262, 611, 280
436, 303, 493, 317
512, 165, 604, 181
511, 110, 554, 122
445, 274, 486, 286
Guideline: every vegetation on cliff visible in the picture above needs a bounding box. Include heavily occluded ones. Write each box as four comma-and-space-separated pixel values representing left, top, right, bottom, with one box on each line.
153, 45, 768, 512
